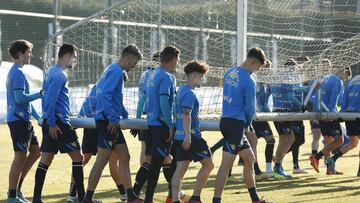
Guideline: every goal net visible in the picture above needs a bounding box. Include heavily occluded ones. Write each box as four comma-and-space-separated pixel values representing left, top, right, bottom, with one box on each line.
43, 0, 360, 120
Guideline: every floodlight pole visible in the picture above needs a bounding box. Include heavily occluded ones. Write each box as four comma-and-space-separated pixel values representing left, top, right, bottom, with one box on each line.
237, 0, 247, 66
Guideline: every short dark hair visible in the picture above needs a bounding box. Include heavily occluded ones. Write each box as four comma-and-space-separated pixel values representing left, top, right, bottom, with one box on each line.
58, 43, 78, 58
121, 44, 143, 60
247, 47, 266, 65
184, 60, 209, 76
160, 45, 181, 63
8, 39, 33, 59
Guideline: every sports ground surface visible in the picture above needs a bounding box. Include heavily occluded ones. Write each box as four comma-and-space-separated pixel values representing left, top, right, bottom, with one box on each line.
0, 121, 359, 203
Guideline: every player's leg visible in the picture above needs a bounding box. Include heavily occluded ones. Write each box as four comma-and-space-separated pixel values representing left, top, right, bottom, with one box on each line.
164, 144, 177, 203
68, 128, 98, 202
327, 121, 360, 174
17, 124, 40, 202
32, 152, 55, 203
291, 121, 307, 174
171, 146, 191, 203
133, 130, 152, 196
274, 121, 295, 178
8, 151, 27, 202
264, 135, 275, 175
310, 121, 343, 173
33, 120, 58, 203
144, 125, 171, 203
213, 117, 242, 203
253, 121, 274, 176
56, 122, 85, 202
213, 150, 237, 203
7, 121, 39, 202
84, 120, 114, 202
310, 120, 321, 155
108, 152, 127, 201
113, 129, 142, 202
190, 138, 213, 203
246, 129, 261, 176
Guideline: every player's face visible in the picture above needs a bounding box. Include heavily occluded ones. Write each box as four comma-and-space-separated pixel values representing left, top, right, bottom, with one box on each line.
19, 48, 33, 64
194, 72, 205, 88
252, 58, 263, 72
125, 56, 140, 72
65, 51, 77, 69
170, 55, 180, 73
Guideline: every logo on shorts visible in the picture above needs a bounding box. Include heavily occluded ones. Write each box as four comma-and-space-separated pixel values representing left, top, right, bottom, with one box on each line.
202, 150, 209, 155
264, 130, 269, 134
334, 130, 340, 134
286, 128, 291, 133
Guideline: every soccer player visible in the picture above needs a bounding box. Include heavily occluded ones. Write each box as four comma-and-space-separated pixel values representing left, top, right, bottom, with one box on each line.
252, 83, 275, 177
171, 60, 213, 203
6, 40, 42, 203
66, 83, 128, 202
266, 58, 305, 178
144, 45, 180, 203
131, 53, 159, 196
212, 48, 273, 203
325, 66, 358, 175
131, 52, 159, 165
83, 44, 143, 203
309, 62, 351, 175
32, 43, 85, 203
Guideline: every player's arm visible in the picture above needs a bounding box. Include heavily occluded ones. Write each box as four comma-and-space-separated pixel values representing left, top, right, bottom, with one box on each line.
45, 74, 64, 128
13, 71, 42, 104
244, 79, 256, 127
181, 92, 195, 151
14, 90, 42, 104
136, 94, 146, 119
45, 74, 64, 139
101, 69, 121, 124
159, 76, 174, 128
329, 80, 342, 112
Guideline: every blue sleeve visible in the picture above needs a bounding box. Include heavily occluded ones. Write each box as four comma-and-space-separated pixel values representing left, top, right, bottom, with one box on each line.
31, 104, 40, 120
181, 92, 195, 110
159, 75, 172, 96
14, 90, 41, 105
160, 95, 173, 128
340, 83, 349, 112
101, 69, 122, 124
12, 70, 26, 91
329, 80, 342, 112
136, 94, 146, 118
244, 79, 256, 127
45, 74, 65, 127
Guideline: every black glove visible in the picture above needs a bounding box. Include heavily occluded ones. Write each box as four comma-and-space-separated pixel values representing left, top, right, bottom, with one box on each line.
130, 129, 140, 137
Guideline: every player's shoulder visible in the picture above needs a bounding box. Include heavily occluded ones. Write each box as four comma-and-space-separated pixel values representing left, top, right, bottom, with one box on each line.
11, 66, 26, 79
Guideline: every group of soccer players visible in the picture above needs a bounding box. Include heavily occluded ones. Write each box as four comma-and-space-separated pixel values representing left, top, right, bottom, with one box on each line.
5, 38, 360, 203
